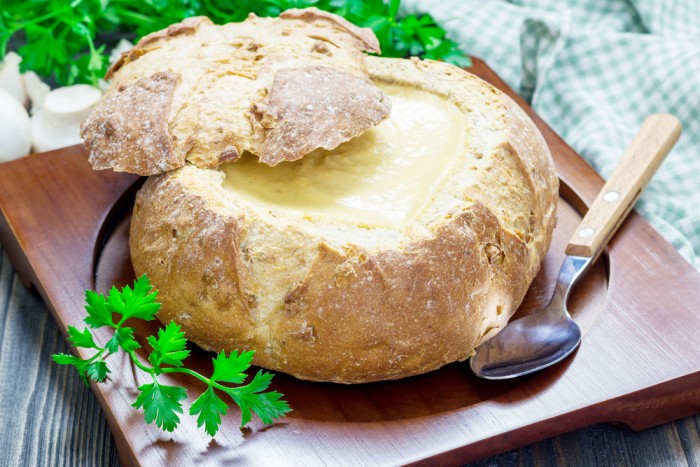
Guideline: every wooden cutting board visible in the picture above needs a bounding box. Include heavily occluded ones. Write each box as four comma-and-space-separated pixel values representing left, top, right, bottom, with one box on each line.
1, 59, 699, 466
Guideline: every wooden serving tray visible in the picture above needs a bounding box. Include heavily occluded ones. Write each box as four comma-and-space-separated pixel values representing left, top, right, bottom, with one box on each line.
1, 59, 699, 466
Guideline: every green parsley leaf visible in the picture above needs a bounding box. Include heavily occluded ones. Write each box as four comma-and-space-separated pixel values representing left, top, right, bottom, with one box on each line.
189, 387, 228, 436
132, 382, 188, 432
84, 289, 114, 328
147, 321, 190, 370
225, 370, 291, 426
89, 44, 108, 73
246, 390, 290, 426
105, 326, 140, 354
85, 360, 110, 382
211, 350, 255, 384
389, 0, 401, 18
52, 353, 83, 366
67, 325, 99, 349
52, 353, 89, 384
107, 275, 160, 322
52, 353, 85, 369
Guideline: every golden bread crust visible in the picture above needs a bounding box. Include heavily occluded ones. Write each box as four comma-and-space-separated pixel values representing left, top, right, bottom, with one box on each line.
129, 57, 558, 383
82, 71, 182, 174
82, 9, 390, 175
279, 8, 381, 53
258, 65, 391, 165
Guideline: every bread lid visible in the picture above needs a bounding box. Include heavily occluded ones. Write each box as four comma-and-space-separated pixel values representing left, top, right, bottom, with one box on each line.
80, 9, 391, 175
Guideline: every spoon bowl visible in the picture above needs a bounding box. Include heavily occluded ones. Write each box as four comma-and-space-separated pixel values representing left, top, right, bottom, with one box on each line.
470, 256, 589, 379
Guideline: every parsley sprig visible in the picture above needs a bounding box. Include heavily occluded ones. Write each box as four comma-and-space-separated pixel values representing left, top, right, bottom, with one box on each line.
52, 275, 290, 436
2, 0, 470, 86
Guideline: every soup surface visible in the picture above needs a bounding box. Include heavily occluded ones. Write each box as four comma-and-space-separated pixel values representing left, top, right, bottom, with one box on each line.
221, 83, 466, 226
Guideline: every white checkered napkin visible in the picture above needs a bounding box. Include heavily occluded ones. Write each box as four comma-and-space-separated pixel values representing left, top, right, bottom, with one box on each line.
514, 0, 646, 32
532, 32, 700, 268
401, 0, 548, 94
403, 0, 700, 269
519, 13, 570, 102
630, 0, 700, 39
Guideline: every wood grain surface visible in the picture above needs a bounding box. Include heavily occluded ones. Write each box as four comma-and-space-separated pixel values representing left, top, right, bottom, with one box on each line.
1, 58, 699, 466
1, 247, 698, 467
1, 248, 698, 466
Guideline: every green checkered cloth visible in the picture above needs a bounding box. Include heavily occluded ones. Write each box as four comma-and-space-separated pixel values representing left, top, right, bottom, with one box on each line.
404, 0, 700, 270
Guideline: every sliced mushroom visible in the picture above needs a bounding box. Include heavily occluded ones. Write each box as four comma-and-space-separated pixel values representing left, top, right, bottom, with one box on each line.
0, 52, 26, 106
0, 88, 31, 162
21, 71, 50, 115
31, 84, 102, 153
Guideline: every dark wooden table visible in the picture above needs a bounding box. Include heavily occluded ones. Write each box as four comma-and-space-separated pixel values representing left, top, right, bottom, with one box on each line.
1, 235, 698, 466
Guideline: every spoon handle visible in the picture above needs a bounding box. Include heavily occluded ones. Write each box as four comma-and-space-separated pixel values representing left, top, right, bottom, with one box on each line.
565, 114, 682, 258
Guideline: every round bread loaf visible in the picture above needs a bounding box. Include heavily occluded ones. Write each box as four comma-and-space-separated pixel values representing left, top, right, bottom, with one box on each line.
129, 55, 558, 383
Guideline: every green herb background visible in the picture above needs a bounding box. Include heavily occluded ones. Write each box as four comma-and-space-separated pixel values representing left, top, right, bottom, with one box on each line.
0, 0, 470, 86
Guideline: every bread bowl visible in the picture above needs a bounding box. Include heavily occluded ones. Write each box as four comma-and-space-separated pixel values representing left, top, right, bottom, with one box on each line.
83, 9, 558, 383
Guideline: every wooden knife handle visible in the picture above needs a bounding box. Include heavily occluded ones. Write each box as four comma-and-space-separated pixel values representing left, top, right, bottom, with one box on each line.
565, 114, 682, 258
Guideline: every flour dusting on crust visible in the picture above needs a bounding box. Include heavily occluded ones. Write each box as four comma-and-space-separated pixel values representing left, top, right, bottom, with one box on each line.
81, 71, 182, 175
257, 66, 391, 165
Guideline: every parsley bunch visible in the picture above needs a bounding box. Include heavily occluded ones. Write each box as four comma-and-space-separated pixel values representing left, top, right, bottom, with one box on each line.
2, 0, 470, 86
52, 275, 290, 436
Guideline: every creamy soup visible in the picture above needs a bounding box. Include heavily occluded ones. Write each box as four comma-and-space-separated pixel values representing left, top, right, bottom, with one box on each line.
220, 83, 466, 226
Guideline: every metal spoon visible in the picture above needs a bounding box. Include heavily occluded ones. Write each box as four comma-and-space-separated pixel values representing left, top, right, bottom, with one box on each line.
470, 114, 682, 380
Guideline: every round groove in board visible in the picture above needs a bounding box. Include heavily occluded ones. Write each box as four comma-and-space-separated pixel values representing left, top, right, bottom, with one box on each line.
94, 185, 608, 424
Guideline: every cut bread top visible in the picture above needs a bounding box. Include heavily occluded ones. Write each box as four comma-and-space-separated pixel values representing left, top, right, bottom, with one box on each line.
81, 9, 390, 175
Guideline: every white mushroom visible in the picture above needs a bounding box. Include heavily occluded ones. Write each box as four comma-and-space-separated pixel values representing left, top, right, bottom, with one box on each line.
31, 84, 102, 153
21, 71, 50, 115
0, 51, 27, 106
110, 38, 134, 64
0, 87, 31, 162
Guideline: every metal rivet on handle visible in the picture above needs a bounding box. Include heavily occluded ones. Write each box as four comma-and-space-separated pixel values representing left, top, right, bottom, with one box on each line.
603, 191, 620, 202
578, 227, 595, 238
